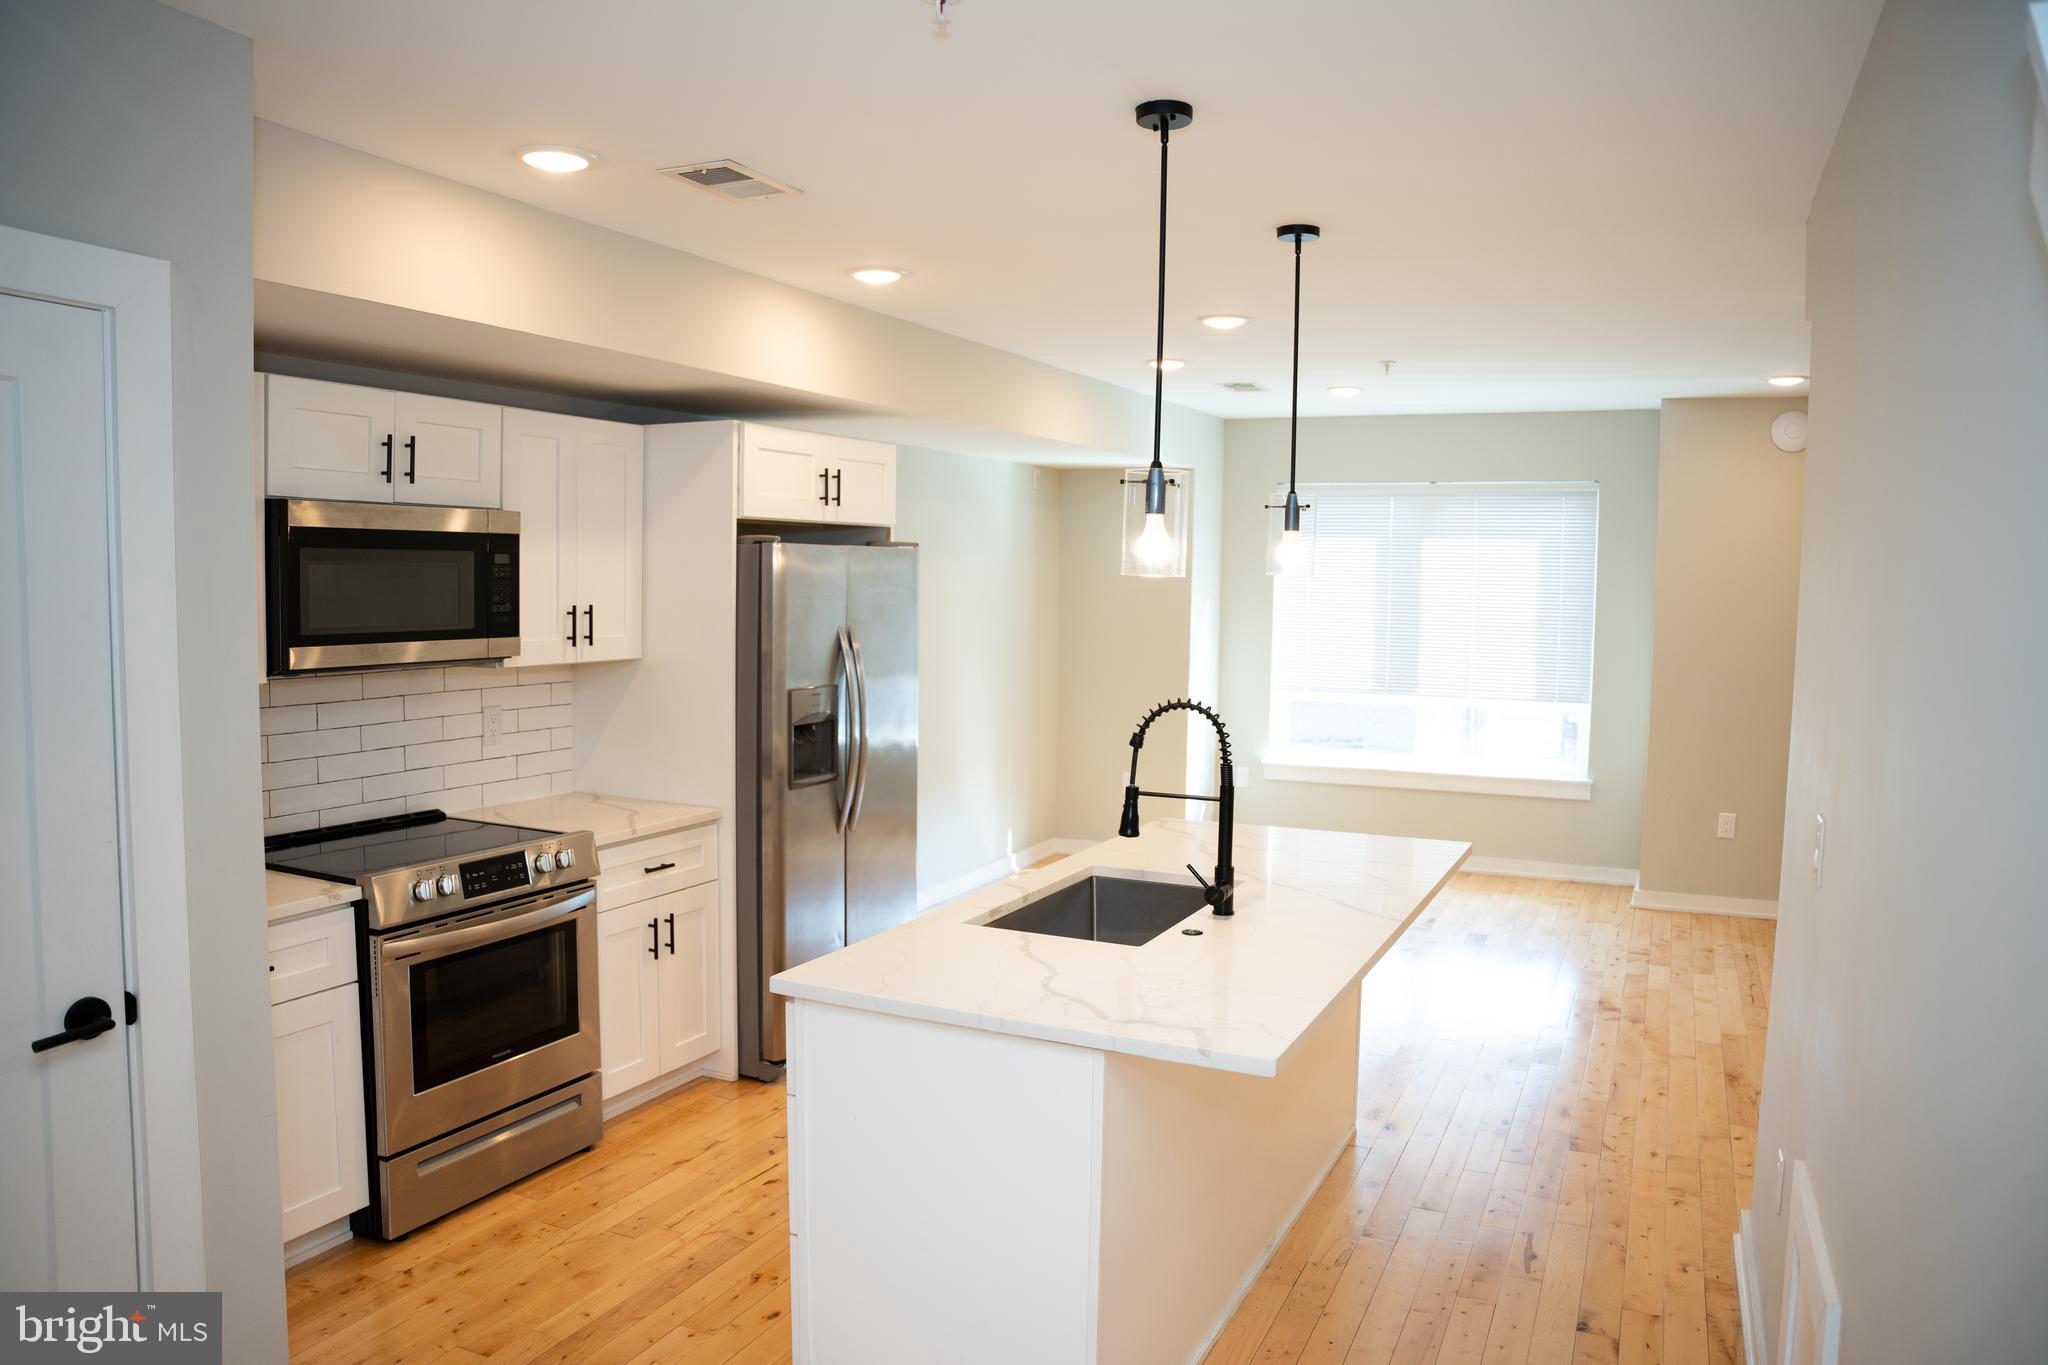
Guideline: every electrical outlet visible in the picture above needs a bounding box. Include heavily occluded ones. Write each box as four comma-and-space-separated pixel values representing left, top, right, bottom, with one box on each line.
1716, 811, 1738, 840
1776, 1148, 1787, 1213
1813, 813, 1826, 887
482, 704, 505, 750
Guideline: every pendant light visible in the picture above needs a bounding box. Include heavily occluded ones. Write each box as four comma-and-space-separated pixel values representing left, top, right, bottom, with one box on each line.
1122, 99, 1193, 578
1266, 224, 1320, 576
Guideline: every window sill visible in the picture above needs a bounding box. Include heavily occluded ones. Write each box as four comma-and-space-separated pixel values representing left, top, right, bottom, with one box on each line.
1260, 757, 1593, 802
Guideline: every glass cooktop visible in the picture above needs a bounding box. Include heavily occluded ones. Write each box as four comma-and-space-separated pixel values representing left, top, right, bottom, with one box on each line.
264, 810, 561, 883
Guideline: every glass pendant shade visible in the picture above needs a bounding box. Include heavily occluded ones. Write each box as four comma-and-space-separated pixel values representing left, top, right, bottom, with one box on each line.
1266, 489, 1317, 576
1121, 466, 1191, 577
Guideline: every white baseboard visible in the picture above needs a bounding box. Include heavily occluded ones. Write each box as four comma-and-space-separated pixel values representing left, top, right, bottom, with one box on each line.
1631, 881, 1779, 919
602, 1059, 730, 1120
1734, 1207, 1770, 1365
916, 837, 1088, 909
283, 1217, 353, 1268
1459, 855, 1639, 887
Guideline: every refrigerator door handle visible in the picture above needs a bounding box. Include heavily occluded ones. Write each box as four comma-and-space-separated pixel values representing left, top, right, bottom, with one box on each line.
846, 628, 870, 831
834, 626, 862, 834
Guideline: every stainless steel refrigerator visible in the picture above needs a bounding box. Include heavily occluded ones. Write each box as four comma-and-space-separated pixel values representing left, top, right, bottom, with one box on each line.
737, 537, 918, 1080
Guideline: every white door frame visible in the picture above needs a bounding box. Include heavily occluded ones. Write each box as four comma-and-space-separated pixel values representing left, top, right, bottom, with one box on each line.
0, 223, 206, 1289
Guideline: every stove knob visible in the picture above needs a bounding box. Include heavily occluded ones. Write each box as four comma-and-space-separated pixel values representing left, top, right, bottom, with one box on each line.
411, 878, 437, 903
437, 874, 458, 897
534, 851, 557, 874
556, 848, 577, 870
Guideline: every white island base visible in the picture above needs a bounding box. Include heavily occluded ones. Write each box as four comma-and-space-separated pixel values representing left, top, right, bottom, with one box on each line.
786, 984, 1360, 1365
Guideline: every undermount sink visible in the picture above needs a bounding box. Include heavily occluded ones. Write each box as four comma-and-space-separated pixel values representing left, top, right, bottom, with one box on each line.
982, 874, 1208, 946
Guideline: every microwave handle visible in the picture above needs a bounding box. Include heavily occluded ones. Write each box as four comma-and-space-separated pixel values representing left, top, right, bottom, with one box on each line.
380, 434, 393, 483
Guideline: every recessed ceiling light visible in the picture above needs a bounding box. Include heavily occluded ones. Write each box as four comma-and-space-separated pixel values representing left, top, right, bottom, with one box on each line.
1148, 358, 1186, 372
1201, 314, 1249, 331
1768, 374, 1807, 387
518, 146, 594, 174
849, 267, 906, 286
1328, 385, 1361, 397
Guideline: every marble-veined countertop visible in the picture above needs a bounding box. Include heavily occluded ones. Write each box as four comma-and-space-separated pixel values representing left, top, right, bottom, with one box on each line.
454, 791, 720, 850
771, 820, 1468, 1077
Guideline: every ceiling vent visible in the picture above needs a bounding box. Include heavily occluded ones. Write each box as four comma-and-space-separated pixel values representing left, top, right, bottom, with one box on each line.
659, 160, 803, 203
1218, 381, 1265, 393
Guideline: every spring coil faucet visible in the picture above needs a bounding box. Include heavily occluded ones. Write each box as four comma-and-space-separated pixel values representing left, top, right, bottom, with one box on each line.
1118, 698, 1236, 914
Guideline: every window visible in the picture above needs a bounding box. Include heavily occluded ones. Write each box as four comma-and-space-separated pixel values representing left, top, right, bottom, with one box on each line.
1266, 481, 1598, 797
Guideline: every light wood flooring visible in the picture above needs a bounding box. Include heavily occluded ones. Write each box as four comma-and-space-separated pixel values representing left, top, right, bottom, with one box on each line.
285, 874, 1772, 1365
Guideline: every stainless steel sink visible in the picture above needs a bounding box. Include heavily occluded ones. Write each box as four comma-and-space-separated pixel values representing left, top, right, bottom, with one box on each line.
982, 874, 1208, 946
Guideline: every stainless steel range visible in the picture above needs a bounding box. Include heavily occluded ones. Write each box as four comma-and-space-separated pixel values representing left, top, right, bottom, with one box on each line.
266, 810, 603, 1239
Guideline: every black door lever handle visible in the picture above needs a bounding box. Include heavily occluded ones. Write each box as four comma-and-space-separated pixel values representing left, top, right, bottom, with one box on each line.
31, 996, 116, 1054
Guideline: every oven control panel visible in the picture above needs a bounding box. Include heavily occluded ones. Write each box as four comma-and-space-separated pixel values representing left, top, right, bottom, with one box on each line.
365, 829, 599, 930
459, 849, 533, 899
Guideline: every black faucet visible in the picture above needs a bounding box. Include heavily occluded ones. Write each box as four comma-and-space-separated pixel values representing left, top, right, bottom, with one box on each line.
1118, 698, 1236, 914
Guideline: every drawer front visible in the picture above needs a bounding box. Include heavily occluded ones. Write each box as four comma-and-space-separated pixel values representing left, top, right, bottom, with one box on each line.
597, 825, 718, 910
268, 904, 359, 1005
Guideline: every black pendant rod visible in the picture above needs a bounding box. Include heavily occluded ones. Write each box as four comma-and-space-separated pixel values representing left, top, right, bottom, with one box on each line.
1150, 116, 1169, 472
1288, 231, 1302, 492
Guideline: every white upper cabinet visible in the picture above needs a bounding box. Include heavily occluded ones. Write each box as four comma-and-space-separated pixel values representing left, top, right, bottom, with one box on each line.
395, 393, 502, 507
264, 376, 502, 509
501, 408, 643, 667
737, 423, 896, 527
265, 375, 398, 504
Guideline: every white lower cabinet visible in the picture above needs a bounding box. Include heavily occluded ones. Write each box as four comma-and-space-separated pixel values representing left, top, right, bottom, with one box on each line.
272, 983, 369, 1242
594, 828, 721, 1102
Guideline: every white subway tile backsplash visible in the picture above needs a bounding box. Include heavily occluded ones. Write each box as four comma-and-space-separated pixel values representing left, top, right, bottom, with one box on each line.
317, 748, 405, 783
261, 758, 319, 791
259, 665, 577, 827
518, 749, 573, 779
481, 774, 555, 805
361, 670, 446, 698
266, 727, 361, 763
360, 717, 443, 750
266, 674, 364, 706
260, 705, 317, 736
317, 696, 405, 730
443, 756, 518, 788
406, 737, 482, 770
268, 778, 363, 817
404, 689, 481, 720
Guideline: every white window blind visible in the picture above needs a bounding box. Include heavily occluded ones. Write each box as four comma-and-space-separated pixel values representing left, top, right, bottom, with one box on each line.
1269, 481, 1599, 786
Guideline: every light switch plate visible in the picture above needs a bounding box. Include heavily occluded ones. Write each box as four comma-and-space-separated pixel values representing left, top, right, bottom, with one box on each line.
1717, 812, 1738, 840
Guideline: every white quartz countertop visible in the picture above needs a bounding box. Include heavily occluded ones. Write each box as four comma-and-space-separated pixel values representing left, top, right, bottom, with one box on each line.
265, 868, 359, 925
771, 820, 1468, 1077
452, 791, 720, 849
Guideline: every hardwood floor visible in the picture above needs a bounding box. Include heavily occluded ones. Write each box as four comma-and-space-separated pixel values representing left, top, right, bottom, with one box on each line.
285, 874, 1772, 1365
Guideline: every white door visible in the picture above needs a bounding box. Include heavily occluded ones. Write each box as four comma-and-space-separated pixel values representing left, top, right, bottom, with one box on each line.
501, 410, 574, 667
739, 425, 835, 522
271, 986, 368, 1242
830, 441, 896, 527
265, 374, 398, 502
596, 904, 662, 1097
652, 883, 720, 1074
395, 392, 502, 508
568, 421, 643, 662
0, 293, 142, 1289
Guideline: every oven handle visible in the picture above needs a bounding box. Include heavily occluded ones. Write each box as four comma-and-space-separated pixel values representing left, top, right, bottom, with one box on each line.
381, 885, 596, 965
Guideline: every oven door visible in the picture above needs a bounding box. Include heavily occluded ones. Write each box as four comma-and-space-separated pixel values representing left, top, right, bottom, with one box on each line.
373, 883, 599, 1156
266, 498, 520, 675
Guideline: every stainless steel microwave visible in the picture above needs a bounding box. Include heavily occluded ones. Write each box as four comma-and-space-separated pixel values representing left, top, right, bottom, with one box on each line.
264, 498, 520, 676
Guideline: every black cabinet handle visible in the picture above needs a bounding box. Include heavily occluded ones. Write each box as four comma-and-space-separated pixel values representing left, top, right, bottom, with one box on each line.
643, 861, 676, 875
583, 604, 594, 646
565, 605, 578, 647
404, 435, 417, 483
818, 470, 831, 504
647, 920, 659, 959
664, 913, 676, 955
832, 468, 843, 506
380, 434, 394, 482
31, 997, 116, 1054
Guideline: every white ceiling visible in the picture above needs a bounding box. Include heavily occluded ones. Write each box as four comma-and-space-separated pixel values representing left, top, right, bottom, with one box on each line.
175, 0, 1879, 418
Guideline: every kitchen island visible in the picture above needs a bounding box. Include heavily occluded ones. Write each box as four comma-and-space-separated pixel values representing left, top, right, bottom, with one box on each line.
770, 819, 1468, 1365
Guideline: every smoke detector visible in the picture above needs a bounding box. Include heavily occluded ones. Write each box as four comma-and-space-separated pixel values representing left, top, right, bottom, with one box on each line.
1217, 381, 1265, 393
659, 160, 803, 203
